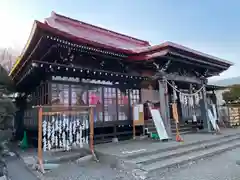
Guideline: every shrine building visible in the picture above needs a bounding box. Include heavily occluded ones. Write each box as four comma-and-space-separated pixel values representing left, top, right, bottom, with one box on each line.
10, 12, 233, 144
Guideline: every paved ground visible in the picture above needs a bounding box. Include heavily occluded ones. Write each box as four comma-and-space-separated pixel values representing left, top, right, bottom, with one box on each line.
39, 147, 240, 180
2, 148, 240, 180
148, 147, 240, 180
5, 129, 240, 180
5, 156, 38, 180
44, 160, 139, 180
95, 129, 240, 158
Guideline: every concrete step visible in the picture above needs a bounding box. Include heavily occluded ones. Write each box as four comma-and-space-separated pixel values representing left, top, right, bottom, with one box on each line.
172, 129, 195, 136
126, 133, 240, 159
171, 122, 196, 128
146, 127, 157, 133
143, 138, 240, 172
130, 135, 240, 166
171, 126, 193, 132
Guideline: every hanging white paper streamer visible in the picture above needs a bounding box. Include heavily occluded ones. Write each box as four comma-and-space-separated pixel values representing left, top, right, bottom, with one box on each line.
173, 88, 178, 101
73, 117, 77, 146
66, 115, 70, 151
85, 115, 89, 144
41, 110, 90, 152
193, 114, 197, 122
47, 120, 52, 150
69, 118, 73, 145
62, 115, 67, 150
59, 115, 63, 148
55, 114, 59, 148
82, 120, 86, 144
42, 118, 47, 151
195, 93, 199, 105
51, 116, 55, 147
79, 124, 83, 148
189, 96, 194, 107
184, 96, 188, 105
179, 93, 183, 104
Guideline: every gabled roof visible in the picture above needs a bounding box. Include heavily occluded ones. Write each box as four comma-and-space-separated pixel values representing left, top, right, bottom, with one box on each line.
45, 12, 150, 50
10, 12, 233, 78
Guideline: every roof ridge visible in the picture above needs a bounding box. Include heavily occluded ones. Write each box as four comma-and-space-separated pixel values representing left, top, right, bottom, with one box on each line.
51, 11, 150, 47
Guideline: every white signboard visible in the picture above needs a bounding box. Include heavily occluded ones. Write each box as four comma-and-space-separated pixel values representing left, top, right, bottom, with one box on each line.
208, 105, 220, 132
133, 106, 139, 120
150, 109, 169, 140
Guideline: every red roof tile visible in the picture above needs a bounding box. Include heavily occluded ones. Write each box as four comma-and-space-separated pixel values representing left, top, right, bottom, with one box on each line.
45, 12, 150, 51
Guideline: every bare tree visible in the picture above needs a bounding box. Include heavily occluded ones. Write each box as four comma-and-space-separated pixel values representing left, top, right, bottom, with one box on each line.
0, 48, 16, 73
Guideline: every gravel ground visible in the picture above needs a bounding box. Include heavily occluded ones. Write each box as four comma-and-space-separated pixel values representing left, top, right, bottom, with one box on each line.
147, 147, 240, 180
44, 160, 139, 180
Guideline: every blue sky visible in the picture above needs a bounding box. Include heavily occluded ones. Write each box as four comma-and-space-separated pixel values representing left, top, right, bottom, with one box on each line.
0, 0, 239, 80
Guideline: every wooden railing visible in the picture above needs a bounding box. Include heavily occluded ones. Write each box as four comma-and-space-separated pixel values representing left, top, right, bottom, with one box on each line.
33, 105, 94, 173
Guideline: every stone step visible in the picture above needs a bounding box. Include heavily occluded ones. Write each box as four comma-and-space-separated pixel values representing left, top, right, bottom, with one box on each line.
130, 135, 240, 166
143, 138, 240, 172
126, 133, 240, 159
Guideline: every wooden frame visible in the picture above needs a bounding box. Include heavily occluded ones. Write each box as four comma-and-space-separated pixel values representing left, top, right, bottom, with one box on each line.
36, 105, 95, 173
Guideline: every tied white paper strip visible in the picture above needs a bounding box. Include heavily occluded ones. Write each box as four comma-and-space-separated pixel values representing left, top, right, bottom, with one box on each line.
69, 120, 73, 145
76, 118, 80, 145
195, 93, 199, 105
47, 121, 51, 150
42, 113, 89, 151
189, 96, 194, 107
80, 125, 83, 148
85, 116, 89, 144
51, 116, 55, 147
66, 115, 70, 151
184, 96, 188, 105
59, 117, 63, 148
55, 117, 59, 147
42, 119, 47, 151
82, 120, 86, 144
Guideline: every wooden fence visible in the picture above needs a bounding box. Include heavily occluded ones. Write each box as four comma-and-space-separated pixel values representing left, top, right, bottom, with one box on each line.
218, 104, 240, 127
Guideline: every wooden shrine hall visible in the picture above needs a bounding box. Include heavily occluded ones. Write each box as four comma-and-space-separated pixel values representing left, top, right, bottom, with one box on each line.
10, 12, 233, 146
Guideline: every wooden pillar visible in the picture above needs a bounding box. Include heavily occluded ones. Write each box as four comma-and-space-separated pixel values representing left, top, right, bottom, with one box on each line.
212, 89, 219, 120
158, 78, 172, 137
200, 82, 211, 132
90, 107, 94, 152
37, 106, 44, 173
190, 83, 197, 122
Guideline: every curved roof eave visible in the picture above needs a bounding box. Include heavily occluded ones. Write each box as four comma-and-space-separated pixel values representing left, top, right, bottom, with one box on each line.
132, 41, 233, 67
9, 21, 38, 77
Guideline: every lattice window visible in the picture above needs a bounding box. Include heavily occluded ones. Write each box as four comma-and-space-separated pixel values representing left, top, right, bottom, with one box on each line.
129, 89, 140, 105
88, 87, 103, 122
103, 87, 117, 122
71, 85, 88, 105
117, 89, 129, 121
51, 83, 70, 105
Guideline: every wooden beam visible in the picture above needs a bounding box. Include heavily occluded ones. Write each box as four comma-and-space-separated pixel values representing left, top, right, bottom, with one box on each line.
165, 73, 202, 84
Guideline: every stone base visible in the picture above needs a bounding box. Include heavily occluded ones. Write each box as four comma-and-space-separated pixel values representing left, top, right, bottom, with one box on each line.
112, 138, 118, 143
135, 135, 148, 140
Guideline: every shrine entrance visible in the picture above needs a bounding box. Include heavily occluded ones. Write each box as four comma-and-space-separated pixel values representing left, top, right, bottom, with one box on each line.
167, 80, 207, 134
